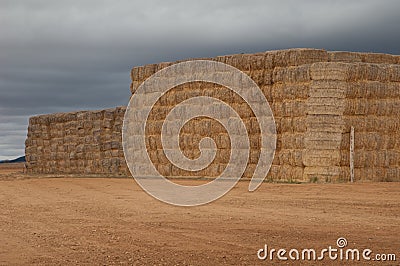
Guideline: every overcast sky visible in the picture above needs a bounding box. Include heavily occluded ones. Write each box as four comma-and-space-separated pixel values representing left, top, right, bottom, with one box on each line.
1, 0, 400, 160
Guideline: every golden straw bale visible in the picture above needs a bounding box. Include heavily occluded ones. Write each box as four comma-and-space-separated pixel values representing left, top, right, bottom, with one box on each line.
353, 64, 391, 82
272, 83, 310, 100
273, 65, 311, 83
248, 69, 266, 86
232, 53, 265, 72
303, 149, 341, 167
280, 133, 304, 149
310, 62, 352, 81
304, 132, 342, 150
361, 53, 398, 64
389, 65, 400, 82
307, 97, 345, 115
310, 80, 346, 98
303, 166, 341, 182
328, 51, 362, 63
272, 48, 328, 67
144, 64, 157, 78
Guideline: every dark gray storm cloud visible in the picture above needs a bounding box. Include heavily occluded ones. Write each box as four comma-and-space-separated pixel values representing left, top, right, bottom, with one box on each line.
1, 0, 399, 160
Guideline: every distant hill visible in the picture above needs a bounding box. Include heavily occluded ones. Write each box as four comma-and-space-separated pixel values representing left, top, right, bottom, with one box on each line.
0, 156, 26, 164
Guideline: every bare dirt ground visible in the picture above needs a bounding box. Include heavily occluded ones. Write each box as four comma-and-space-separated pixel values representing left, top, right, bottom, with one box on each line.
0, 164, 399, 265
0, 163, 26, 179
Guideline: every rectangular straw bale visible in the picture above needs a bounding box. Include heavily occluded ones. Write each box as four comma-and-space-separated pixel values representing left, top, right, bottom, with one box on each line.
366, 100, 389, 116
231, 53, 265, 71
347, 98, 368, 115
287, 167, 302, 180
304, 132, 342, 150
272, 83, 309, 100
349, 81, 387, 99
349, 136, 370, 153
224, 54, 243, 70
364, 117, 380, 133
292, 117, 307, 133
385, 168, 400, 182
280, 165, 295, 180
134, 65, 146, 81
310, 62, 352, 81
363, 151, 377, 167
367, 116, 399, 133
353, 151, 367, 169
389, 65, 400, 82
255, 70, 273, 86
270, 165, 284, 180
280, 133, 304, 149
361, 52, 398, 64
340, 150, 349, 166
293, 151, 303, 167
353, 133, 370, 150
281, 101, 295, 117
328, 51, 362, 63
155, 61, 173, 72
303, 166, 341, 181
343, 116, 366, 132
284, 150, 302, 166
387, 83, 400, 98
144, 64, 158, 78
272, 48, 328, 67
385, 117, 400, 132
248, 53, 269, 71
277, 149, 291, 165
310, 80, 346, 98
368, 167, 386, 182
285, 100, 307, 117
248, 69, 267, 85
279, 117, 294, 133
303, 149, 341, 166
385, 135, 397, 150
375, 151, 389, 167
354, 63, 391, 82
259, 85, 274, 104
273, 65, 310, 83
131, 66, 141, 82
307, 97, 345, 115
263, 52, 275, 70
340, 132, 350, 149
88, 111, 103, 121
339, 167, 350, 181
215, 55, 228, 64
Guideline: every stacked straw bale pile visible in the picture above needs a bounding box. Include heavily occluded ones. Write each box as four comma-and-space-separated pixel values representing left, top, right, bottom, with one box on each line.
25, 107, 129, 176
25, 48, 400, 182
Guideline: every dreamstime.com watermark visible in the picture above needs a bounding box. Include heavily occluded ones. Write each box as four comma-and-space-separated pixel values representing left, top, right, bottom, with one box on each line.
257, 237, 397, 262
122, 60, 276, 206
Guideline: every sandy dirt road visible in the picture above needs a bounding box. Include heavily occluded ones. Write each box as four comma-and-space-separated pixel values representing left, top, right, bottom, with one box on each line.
0, 164, 399, 265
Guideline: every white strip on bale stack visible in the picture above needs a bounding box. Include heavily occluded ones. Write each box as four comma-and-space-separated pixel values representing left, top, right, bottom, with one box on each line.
305, 62, 347, 182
